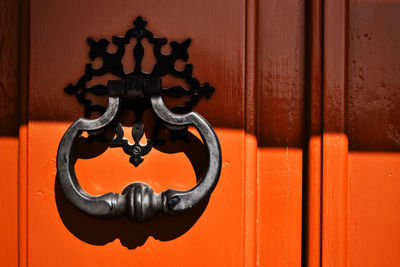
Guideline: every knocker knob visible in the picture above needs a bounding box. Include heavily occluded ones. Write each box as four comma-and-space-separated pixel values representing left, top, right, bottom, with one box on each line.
123, 183, 162, 222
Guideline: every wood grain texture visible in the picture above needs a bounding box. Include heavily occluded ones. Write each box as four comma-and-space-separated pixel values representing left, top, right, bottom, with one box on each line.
0, 0, 19, 136
17, 1, 400, 266
347, 0, 400, 151
257, 0, 305, 266
322, 1, 400, 267
28, 1, 245, 266
347, 0, 400, 266
0, 0, 21, 266
322, 0, 349, 266
29, 0, 244, 129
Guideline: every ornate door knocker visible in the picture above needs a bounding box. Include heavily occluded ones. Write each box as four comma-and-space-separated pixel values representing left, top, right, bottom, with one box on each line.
57, 17, 221, 222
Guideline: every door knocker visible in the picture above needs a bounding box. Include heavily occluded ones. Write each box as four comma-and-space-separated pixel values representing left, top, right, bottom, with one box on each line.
57, 17, 221, 222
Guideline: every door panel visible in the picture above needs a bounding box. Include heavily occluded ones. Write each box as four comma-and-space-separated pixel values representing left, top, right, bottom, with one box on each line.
347, 1, 400, 266
257, 0, 305, 265
1, 0, 399, 266
321, 1, 400, 266
29, 0, 245, 266
0, 0, 24, 265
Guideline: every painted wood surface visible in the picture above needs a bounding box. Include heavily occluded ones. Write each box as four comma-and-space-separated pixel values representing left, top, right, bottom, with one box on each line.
0, 0, 399, 266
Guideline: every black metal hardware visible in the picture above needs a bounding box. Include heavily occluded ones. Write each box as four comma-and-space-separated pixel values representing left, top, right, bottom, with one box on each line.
108, 76, 162, 100
57, 17, 221, 222
64, 16, 214, 166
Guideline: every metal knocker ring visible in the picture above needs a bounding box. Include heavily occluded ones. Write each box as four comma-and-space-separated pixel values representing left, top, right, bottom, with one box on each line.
57, 77, 222, 222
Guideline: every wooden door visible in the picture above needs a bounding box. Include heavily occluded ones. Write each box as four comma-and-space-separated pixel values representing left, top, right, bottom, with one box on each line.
0, 0, 399, 267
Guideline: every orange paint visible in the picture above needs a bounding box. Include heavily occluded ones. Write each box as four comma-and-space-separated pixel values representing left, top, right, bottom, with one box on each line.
28, 123, 244, 266
322, 0, 348, 266
347, 1, 400, 266
28, 0, 246, 266
1, 0, 399, 266
0, 0, 28, 266
258, 148, 303, 266
244, 0, 258, 265
257, 0, 305, 265
348, 152, 400, 266
307, 136, 322, 267
0, 138, 19, 266
322, 134, 349, 267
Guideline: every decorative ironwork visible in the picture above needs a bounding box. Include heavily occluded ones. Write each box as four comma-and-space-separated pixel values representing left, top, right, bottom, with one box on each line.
57, 95, 222, 222
64, 16, 215, 166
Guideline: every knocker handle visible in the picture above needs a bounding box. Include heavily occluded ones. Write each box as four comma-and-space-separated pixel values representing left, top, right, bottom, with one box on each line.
57, 95, 221, 222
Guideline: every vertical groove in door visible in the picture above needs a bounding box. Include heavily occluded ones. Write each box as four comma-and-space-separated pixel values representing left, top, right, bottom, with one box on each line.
244, 0, 259, 266
322, 0, 349, 266
18, 0, 29, 266
302, 0, 323, 266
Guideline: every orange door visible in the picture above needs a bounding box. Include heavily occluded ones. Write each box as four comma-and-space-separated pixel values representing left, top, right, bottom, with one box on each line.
0, 0, 399, 267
